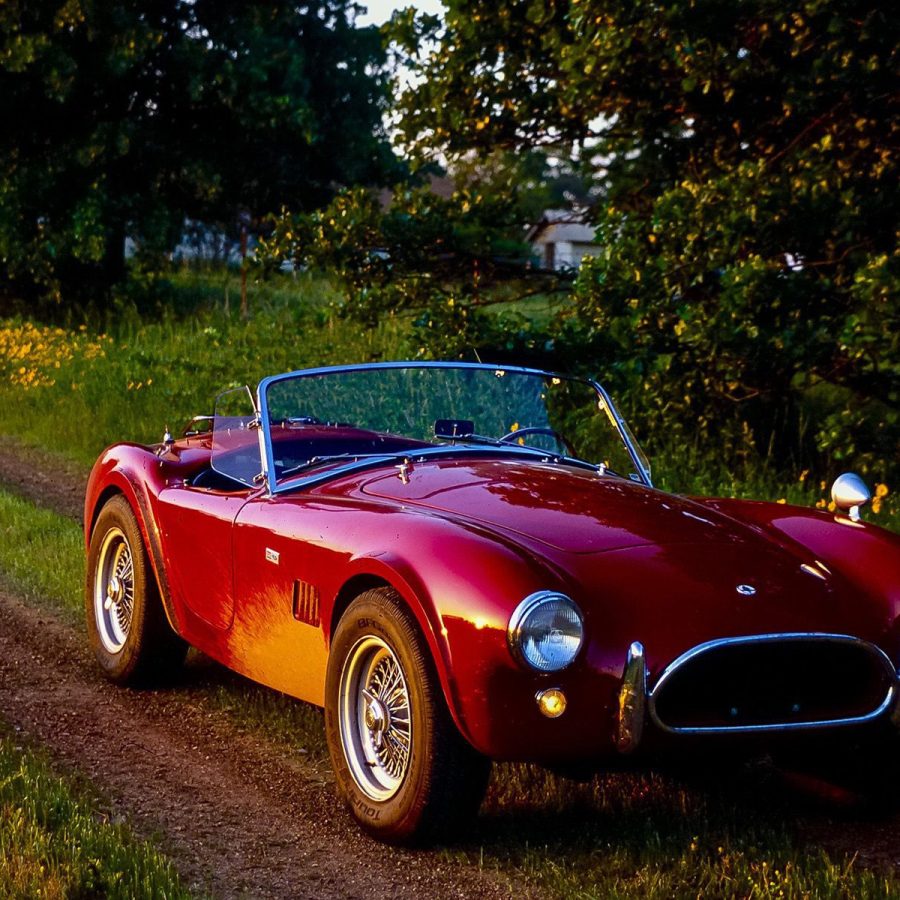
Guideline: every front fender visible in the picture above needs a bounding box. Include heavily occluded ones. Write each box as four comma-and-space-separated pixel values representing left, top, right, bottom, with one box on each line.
84, 444, 185, 634
327, 512, 593, 760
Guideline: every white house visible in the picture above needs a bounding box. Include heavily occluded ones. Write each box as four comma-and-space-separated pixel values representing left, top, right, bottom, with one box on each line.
526, 210, 601, 271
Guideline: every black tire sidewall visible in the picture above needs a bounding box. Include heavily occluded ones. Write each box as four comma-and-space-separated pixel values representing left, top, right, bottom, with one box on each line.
85, 495, 158, 684
325, 590, 439, 842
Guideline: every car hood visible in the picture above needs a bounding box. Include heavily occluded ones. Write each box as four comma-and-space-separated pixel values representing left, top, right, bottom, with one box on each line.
344, 457, 890, 666
358, 457, 757, 554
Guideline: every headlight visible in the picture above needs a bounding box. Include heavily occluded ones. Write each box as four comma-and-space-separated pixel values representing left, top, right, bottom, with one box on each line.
507, 591, 584, 672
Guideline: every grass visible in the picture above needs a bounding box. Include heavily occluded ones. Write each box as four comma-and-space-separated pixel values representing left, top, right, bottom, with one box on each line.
0, 271, 412, 467
0, 490, 83, 610
0, 725, 193, 899
468, 765, 900, 898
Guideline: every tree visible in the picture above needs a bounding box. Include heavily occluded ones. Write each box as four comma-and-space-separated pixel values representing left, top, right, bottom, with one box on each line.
0, 0, 395, 308
388, 0, 900, 475
257, 150, 570, 359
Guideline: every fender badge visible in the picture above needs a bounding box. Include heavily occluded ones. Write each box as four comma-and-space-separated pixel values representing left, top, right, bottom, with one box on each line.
736, 584, 756, 596
265, 548, 280, 565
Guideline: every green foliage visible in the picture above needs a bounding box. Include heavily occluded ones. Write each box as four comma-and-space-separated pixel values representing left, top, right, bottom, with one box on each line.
0, 0, 395, 309
386, 0, 900, 481
256, 154, 570, 359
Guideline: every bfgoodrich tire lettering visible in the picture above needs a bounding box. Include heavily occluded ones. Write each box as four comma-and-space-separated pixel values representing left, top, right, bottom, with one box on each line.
85, 495, 187, 685
325, 588, 490, 844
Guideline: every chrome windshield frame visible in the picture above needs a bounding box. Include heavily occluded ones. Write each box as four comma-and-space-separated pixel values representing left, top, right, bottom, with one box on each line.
255, 361, 652, 496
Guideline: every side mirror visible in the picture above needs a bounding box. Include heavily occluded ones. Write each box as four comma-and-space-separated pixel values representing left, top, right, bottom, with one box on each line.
830, 472, 871, 522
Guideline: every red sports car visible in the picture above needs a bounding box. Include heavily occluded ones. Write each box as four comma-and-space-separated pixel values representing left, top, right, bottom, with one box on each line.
84, 362, 900, 843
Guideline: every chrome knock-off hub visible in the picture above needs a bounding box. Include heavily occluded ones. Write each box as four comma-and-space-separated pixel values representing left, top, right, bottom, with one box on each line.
105, 575, 124, 610
363, 689, 390, 747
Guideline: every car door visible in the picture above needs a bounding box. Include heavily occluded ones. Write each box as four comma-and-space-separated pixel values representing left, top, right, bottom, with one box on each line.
158, 386, 264, 631
157, 486, 251, 629
229, 492, 332, 703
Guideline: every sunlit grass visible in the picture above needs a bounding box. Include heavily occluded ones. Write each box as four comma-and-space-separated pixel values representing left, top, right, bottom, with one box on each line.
0, 726, 194, 899
0, 271, 412, 466
0, 489, 83, 611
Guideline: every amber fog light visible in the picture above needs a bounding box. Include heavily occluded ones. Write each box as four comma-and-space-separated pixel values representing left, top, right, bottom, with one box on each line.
536, 688, 567, 718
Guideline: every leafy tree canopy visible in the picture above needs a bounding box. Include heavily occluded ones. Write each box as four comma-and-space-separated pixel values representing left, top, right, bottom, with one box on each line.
386, 0, 899, 474
0, 0, 396, 307
257, 150, 570, 356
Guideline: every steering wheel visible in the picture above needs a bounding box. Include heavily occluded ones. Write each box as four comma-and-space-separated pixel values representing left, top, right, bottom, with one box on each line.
499, 426, 576, 457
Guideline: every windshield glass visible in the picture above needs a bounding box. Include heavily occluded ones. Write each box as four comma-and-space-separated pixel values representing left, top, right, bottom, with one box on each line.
259, 364, 649, 491
210, 386, 261, 487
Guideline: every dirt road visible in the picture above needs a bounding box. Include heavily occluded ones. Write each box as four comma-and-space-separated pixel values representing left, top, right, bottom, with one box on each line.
0, 437, 521, 899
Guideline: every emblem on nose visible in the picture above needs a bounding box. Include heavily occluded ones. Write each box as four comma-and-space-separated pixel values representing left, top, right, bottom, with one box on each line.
736, 584, 757, 596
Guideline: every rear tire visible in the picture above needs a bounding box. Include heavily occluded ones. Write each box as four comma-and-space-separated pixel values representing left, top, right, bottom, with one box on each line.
325, 588, 490, 844
85, 495, 187, 685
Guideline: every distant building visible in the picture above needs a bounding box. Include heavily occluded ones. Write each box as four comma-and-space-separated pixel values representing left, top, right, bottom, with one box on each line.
526, 210, 601, 271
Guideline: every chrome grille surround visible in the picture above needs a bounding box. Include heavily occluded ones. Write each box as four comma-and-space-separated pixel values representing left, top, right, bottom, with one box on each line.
648, 633, 897, 735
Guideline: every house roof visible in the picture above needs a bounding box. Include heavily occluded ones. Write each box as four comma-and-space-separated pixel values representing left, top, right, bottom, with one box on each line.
526, 210, 596, 244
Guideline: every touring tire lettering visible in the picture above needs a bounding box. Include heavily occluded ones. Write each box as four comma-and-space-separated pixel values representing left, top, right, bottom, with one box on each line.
357, 617, 388, 636
350, 793, 381, 820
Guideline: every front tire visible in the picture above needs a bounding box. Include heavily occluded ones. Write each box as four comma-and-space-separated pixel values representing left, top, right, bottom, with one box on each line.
85, 495, 187, 685
325, 588, 490, 844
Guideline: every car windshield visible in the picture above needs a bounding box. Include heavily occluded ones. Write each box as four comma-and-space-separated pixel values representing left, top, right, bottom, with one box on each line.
256, 363, 650, 493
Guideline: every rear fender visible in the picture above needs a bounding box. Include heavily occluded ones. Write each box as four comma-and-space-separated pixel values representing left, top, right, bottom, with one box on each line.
84, 448, 184, 634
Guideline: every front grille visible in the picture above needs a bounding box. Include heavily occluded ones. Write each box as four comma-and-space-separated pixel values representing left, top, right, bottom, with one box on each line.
649, 635, 895, 733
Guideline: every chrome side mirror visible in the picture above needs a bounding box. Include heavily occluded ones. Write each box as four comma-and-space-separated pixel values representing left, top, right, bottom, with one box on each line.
831, 472, 871, 522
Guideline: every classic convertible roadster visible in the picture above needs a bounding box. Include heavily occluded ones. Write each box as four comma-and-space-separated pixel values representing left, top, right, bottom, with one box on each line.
84, 362, 900, 842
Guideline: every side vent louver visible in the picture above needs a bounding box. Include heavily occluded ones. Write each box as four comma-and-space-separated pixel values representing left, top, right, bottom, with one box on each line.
292, 580, 321, 627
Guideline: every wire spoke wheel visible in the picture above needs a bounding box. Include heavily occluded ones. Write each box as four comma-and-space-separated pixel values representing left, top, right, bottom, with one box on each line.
339, 636, 412, 801
93, 527, 135, 654
86, 495, 187, 685
326, 588, 490, 842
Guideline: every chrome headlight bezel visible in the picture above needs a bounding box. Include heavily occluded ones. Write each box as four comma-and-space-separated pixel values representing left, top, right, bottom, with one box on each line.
507, 590, 585, 673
